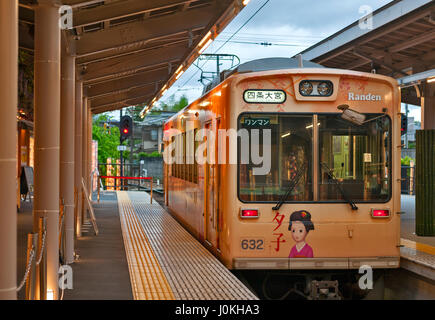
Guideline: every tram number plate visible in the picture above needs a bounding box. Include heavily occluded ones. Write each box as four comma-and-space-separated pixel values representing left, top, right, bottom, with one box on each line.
241, 238, 264, 250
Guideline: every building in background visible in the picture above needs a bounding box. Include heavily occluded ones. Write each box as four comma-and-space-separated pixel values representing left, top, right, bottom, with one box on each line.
135, 112, 176, 154
401, 116, 421, 159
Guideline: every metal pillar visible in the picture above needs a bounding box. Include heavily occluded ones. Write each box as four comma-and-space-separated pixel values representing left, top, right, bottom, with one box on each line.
0, 0, 18, 300
88, 107, 92, 197
33, 1, 61, 300
60, 43, 75, 264
81, 98, 88, 223
74, 82, 83, 237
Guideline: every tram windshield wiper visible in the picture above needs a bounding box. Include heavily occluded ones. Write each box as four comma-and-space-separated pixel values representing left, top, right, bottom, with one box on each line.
320, 162, 358, 211
272, 163, 307, 211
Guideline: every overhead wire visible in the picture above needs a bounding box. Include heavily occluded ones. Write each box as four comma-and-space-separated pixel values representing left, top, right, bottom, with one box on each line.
175, 0, 271, 93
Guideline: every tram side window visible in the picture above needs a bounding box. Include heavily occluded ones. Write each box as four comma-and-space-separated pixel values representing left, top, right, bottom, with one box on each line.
318, 114, 391, 202
171, 136, 175, 177
238, 114, 313, 202
176, 134, 182, 179
186, 129, 199, 184
193, 128, 199, 184
170, 131, 199, 184
181, 132, 186, 180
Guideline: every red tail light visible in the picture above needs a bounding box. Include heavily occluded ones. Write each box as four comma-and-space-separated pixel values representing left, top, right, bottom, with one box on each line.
241, 209, 259, 218
371, 209, 390, 218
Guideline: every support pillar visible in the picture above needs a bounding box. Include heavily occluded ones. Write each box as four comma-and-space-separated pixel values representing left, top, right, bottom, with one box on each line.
74, 82, 83, 237
88, 107, 92, 196
0, 0, 18, 300
33, 1, 61, 300
60, 43, 75, 264
81, 98, 88, 223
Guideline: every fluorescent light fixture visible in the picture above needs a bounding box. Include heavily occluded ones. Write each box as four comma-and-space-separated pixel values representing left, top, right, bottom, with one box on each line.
174, 65, 184, 80
243, 0, 251, 5
428, 77, 435, 83
281, 132, 291, 138
215, 90, 222, 97
198, 31, 212, 47
162, 89, 168, 96
162, 84, 167, 91
199, 38, 213, 54
175, 64, 184, 74
175, 70, 184, 80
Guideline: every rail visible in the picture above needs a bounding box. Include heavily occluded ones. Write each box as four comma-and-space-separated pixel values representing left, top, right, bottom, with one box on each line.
98, 176, 153, 204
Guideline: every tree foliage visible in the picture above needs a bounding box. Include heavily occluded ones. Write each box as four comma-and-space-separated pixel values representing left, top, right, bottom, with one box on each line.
158, 94, 189, 112
92, 114, 124, 174
125, 105, 145, 122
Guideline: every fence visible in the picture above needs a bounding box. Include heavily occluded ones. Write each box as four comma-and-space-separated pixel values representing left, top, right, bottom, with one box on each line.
98, 176, 154, 204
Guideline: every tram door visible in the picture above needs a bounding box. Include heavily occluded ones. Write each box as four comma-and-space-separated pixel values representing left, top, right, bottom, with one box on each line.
204, 121, 219, 248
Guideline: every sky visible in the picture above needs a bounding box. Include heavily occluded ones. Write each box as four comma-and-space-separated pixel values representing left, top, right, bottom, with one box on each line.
121, 0, 421, 121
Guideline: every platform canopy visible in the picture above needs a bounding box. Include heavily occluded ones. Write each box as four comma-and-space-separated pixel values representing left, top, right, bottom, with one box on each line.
295, 0, 435, 106
19, 0, 247, 113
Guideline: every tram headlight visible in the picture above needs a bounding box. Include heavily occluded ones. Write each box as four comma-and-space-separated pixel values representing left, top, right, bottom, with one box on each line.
317, 81, 333, 96
299, 81, 313, 96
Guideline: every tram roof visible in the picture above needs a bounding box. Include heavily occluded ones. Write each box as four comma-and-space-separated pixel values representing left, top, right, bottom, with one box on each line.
294, 0, 435, 105
18, 0, 246, 114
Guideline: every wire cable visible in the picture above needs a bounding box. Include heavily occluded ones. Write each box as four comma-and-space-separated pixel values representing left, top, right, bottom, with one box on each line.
176, 0, 271, 92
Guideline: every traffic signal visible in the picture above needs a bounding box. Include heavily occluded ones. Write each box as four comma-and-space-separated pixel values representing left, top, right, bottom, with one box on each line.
401, 113, 408, 135
120, 115, 133, 143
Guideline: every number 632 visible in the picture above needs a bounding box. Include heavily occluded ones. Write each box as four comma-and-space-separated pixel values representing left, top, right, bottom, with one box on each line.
241, 239, 264, 250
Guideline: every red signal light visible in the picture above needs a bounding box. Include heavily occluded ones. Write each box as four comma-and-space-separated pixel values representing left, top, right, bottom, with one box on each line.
241, 209, 259, 218
371, 209, 390, 218
123, 128, 128, 134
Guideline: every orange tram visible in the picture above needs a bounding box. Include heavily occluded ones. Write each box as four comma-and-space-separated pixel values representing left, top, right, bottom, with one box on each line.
163, 58, 401, 299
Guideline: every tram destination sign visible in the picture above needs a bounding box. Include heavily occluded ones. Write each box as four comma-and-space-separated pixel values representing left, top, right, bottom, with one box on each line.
244, 89, 286, 104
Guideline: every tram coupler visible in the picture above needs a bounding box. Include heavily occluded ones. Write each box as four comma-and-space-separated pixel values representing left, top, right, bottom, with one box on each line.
308, 280, 341, 300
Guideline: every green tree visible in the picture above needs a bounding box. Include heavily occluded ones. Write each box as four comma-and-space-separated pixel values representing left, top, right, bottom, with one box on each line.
92, 114, 124, 175
156, 94, 188, 113
125, 105, 145, 122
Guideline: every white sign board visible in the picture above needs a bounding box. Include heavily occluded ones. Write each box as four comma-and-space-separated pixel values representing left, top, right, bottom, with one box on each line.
244, 90, 286, 104
117, 145, 127, 151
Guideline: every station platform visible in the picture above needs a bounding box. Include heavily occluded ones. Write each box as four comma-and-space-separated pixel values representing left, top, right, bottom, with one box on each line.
16, 192, 433, 300
400, 239, 435, 281
399, 195, 435, 281
116, 191, 258, 300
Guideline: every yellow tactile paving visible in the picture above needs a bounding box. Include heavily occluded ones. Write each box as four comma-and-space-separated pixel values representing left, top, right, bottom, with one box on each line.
401, 238, 435, 256
125, 191, 258, 300
117, 191, 175, 300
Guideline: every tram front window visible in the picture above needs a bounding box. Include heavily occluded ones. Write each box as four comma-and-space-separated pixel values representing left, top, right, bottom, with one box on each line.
318, 114, 391, 202
238, 114, 313, 202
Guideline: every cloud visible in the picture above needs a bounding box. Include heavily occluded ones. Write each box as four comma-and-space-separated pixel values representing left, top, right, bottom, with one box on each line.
239, 0, 393, 33
160, 0, 395, 105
